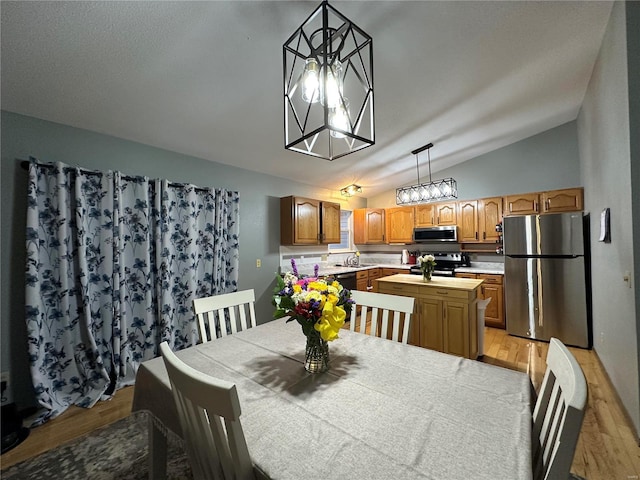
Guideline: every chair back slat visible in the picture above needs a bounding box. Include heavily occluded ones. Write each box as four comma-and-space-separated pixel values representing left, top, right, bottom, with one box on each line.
193, 289, 256, 343
532, 337, 587, 480
160, 342, 254, 480
349, 290, 415, 344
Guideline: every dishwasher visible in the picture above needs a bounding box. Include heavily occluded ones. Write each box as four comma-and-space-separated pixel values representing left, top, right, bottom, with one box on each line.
333, 272, 357, 291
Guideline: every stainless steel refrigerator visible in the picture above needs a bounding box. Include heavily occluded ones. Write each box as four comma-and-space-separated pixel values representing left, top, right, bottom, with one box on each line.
504, 212, 590, 348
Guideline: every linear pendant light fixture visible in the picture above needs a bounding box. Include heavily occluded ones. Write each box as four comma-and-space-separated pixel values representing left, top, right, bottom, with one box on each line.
283, 0, 374, 160
396, 143, 458, 205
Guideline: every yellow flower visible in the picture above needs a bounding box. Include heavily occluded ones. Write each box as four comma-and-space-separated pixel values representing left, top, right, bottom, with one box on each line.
314, 302, 346, 341
308, 280, 326, 292
293, 284, 302, 293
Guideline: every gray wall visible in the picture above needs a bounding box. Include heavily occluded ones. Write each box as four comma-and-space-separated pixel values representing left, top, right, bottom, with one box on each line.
578, 0, 639, 437
0, 110, 366, 408
367, 121, 581, 208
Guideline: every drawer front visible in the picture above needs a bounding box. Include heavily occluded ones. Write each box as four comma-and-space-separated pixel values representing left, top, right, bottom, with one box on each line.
378, 283, 421, 297
477, 273, 503, 285
422, 287, 472, 300
356, 270, 369, 280
455, 273, 477, 279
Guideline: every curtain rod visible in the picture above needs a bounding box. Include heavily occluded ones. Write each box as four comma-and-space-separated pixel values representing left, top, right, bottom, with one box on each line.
20, 160, 212, 192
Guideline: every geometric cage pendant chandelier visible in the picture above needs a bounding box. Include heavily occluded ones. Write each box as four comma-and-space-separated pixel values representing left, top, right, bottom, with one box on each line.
283, 0, 374, 160
396, 143, 458, 205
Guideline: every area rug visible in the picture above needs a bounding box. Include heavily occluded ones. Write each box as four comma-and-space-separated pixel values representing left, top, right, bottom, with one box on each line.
0, 410, 192, 479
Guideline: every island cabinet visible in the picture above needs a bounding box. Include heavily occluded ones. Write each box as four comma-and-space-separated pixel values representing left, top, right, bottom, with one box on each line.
354, 208, 386, 244
385, 207, 415, 243
280, 196, 340, 245
375, 274, 483, 359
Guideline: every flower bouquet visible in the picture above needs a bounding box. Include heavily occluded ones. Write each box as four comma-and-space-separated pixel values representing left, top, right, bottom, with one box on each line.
273, 259, 353, 373
417, 254, 437, 281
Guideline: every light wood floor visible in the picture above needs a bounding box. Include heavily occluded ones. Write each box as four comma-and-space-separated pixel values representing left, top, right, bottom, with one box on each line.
1, 328, 639, 479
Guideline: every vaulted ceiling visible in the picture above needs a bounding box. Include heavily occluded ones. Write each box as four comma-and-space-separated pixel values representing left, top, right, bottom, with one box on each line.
1, 1, 613, 197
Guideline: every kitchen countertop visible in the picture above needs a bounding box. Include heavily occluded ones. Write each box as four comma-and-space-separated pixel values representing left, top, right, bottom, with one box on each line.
293, 263, 412, 277
455, 262, 504, 275
376, 273, 484, 291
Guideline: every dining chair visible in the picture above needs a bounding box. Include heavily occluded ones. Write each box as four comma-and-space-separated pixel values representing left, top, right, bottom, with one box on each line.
349, 290, 415, 344
193, 289, 256, 343
160, 342, 255, 480
532, 337, 588, 480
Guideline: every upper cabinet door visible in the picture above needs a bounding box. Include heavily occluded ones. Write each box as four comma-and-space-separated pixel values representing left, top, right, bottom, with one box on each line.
504, 193, 540, 216
457, 200, 478, 242
541, 188, 583, 213
321, 201, 341, 244
415, 204, 436, 227
280, 196, 320, 245
386, 207, 415, 244
354, 208, 386, 244
479, 197, 503, 243
436, 202, 457, 226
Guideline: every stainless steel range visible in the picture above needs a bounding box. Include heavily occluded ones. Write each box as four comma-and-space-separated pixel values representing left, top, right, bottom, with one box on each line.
409, 252, 469, 277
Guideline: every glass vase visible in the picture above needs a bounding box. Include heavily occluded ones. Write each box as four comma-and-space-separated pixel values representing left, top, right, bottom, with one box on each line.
423, 270, 432, 282
304, 332, 329, 373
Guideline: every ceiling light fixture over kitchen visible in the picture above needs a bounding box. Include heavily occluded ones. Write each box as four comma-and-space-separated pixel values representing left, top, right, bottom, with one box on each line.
340, 184, 362, 197
283, 0, 374, 161
396, 143, 458, 205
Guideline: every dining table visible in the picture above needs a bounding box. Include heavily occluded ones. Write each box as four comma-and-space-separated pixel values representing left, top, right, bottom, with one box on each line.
132, 317, 533, 480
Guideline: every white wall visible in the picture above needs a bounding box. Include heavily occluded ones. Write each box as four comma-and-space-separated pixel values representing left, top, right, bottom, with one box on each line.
577, 0, 639, 435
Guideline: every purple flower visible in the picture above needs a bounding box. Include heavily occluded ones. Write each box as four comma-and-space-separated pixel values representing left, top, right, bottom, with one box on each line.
314, 264, 319, 277
291, 258, 299, 277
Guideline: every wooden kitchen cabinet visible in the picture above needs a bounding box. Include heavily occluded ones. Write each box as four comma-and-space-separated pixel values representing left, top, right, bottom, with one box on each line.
504, 193, 540, 215
478, 196, 503, 243
280, 196, 341, 245
435, 202, 457, 226
478, 274, 505, 329
458, 200, 479, 242
354, 208, 385, 244
541, 188, 583, 213
415, 204, 436, 227
377, 275, 481, 359
417, 297, 443, 351
386, 207, 415, 243
368, 268, 382, 292
415, 201, 457, 227
455, 272, 505, 329
356, 270, 369, 292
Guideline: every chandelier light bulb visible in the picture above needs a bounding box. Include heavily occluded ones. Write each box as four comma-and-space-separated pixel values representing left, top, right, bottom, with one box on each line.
329, 100, 350, 138
321, 61, 343, 108
301, 58, 320, 103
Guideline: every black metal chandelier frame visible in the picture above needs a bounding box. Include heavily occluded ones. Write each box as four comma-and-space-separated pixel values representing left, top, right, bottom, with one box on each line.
283, 0, 374, 160
396, 143, 458, 205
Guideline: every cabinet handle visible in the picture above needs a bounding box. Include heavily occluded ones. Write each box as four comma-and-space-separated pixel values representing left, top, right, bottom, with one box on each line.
437, 216, 440, 224
509, 203, 513, 213
475, 232, 478, 240
545, 199, 550, 210
483, 232, 486, 240
436, 290, 448, 295
534, 202, 539, 212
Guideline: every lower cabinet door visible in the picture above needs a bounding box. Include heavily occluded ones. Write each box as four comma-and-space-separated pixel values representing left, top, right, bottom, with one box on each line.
418, 297, 444, 352
443, 301, 469, 357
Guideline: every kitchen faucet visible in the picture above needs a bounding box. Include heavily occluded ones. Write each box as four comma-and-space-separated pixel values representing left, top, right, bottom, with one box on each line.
344, 254, 360, 267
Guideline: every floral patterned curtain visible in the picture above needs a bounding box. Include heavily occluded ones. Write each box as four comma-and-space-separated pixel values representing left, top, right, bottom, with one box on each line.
25, 158, 239, 423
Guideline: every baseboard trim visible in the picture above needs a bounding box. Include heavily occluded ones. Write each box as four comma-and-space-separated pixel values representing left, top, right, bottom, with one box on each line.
593, 347, 640, 445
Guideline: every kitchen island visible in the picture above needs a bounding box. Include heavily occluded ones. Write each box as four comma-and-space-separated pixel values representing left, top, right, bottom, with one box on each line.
375, 274, 484, 359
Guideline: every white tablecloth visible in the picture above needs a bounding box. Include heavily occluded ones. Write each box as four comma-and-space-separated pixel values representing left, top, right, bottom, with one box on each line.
133, 318, 532, 480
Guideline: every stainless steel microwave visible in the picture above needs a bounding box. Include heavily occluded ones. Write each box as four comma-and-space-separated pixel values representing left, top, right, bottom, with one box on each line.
413, 226, 458, 243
